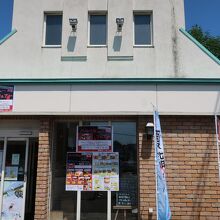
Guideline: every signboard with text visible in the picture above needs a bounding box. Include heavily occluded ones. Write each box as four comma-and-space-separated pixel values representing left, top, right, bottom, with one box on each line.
0, 85, 14, 112
76, 126, 113, 152
65, 152, 119, 191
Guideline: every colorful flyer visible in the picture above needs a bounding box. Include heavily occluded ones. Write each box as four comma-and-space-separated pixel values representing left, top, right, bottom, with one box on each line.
92, 152, 119, 191
66, 153, 92, 191
0, 85, 14, 112
77, 126, 113, 152
5, 167, 18, 181
1, 181, 24, 220
65, 152, 119, 191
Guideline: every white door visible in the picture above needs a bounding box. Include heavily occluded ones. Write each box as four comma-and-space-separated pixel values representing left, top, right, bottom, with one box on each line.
0, 138, 29, 220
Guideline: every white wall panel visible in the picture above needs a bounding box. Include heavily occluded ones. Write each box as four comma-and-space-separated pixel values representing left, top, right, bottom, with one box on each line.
157, 85, 220, 115
3, 84, 220, 115
13, 85, 71, 113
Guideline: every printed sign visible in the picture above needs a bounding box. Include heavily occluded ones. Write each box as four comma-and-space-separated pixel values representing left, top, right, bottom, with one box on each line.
77, 126, 112, 152
1, 181, 24, 220
0, 85, 14, 112
92, 152, 119, 191
12, 154, 20, 165
66, 153, 92, 191
65, 152, 119, 191
5, 167, 18, 181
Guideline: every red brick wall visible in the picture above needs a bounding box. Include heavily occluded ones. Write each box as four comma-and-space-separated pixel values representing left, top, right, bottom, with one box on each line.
34, 119, 51, 220
138, 116, 220, 220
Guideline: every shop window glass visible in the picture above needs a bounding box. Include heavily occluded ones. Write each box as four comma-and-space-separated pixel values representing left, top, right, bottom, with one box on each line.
111, 122, 138, 219
51, 121, 137, 220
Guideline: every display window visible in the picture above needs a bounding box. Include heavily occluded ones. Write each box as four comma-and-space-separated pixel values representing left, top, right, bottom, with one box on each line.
51, 121, 138, 220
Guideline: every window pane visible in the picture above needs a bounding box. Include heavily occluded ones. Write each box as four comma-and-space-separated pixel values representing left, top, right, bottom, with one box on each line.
134, 15, 151, 45
45, 15, 62, 45
111, 122, 138, 220
90, 15, 106, 45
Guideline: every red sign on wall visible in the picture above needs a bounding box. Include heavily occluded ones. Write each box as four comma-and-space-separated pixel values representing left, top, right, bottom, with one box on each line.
0, 85, 14, 112
76, 126, 113, 152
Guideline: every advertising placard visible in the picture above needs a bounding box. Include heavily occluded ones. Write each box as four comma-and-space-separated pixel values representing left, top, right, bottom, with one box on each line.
77, 126, 112, 152
0, 85, 14, 112
66, 153, 92, 191
65, 152, 119, 191
1, 181, 24, 220
92, 152, 119, 191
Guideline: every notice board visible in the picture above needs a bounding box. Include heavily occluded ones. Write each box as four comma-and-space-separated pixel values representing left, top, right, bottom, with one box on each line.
66, 152, 119, 191
76, 126, 113, 152
0, 85, 14, 112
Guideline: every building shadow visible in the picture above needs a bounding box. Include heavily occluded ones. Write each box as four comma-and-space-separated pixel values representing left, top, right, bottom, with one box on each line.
113, 35, 122, 51
67, 36, 76, 52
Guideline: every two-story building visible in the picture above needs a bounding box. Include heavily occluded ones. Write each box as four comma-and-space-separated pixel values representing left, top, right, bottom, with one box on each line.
0, 0, 220, 219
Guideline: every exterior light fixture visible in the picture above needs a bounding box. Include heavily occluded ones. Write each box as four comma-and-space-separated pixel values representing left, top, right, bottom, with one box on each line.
116, 18, 124, 32
145, 122, 154, 137
69, 18, 78, 32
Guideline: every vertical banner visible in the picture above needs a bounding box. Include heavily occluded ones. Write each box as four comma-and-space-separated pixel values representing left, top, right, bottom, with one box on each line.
0, 85, 14, 112
154, 110, 171, 220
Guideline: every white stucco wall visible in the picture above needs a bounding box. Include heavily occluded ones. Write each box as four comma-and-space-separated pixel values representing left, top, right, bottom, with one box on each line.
2, 84, 220, 115
1, 0, 218, 78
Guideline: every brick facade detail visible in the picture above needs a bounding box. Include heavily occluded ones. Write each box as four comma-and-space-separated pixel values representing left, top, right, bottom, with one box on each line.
138, 116, 220, 220
34, 119, 51, 220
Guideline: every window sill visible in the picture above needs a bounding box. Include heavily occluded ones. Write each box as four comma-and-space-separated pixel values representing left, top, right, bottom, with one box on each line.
87, 45, 107, 48
133, 45, 154, 48
41, 45, 62, 48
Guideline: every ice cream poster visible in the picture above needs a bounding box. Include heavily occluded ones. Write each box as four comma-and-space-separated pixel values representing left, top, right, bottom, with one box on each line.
92, 152, 119, 191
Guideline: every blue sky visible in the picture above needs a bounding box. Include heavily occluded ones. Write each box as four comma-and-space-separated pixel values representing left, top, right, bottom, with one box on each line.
0, 0, 220, 39
184, 0, 220, 36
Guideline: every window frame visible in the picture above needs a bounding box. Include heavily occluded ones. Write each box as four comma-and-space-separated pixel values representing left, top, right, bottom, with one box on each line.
88, 12, 108, 47
43, 12, 63, 48
133, 12, 153, 47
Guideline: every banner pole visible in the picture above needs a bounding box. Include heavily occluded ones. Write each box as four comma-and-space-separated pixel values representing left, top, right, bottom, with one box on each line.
107, 191, 111, 220
153, 110, 159, 220
214, 115, 220, 182
76, 190, 81, 220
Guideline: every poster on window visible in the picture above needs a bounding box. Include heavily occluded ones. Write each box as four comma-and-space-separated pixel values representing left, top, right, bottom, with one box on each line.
5, 167, 18, 181
92, 152, 119, 191
65, 152, 119, 191
76, 126, 113, 152
66, 152, 92, 191
0, 85, 14, 112
1, 181, 24, 220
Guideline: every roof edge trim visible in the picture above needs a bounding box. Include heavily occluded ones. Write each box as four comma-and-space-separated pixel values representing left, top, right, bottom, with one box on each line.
179, 28, 220, 65
1, 78, 220, 84
0, 29, 17, 45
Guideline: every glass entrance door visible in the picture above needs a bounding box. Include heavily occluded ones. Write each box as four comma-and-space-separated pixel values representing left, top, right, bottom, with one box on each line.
0, 138, 28, 220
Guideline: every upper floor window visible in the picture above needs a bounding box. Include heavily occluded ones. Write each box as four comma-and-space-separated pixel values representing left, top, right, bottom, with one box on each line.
89, 14, 107, 46
134, 14, 152, 45
44, 14, 62, 46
